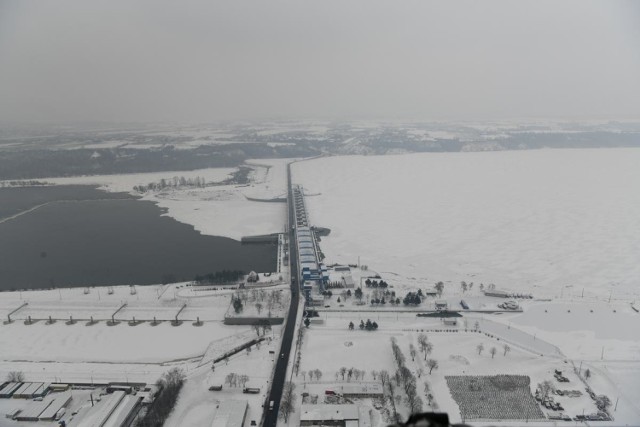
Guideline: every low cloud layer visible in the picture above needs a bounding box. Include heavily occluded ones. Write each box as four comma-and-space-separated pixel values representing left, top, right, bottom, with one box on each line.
1, 0, 639, 123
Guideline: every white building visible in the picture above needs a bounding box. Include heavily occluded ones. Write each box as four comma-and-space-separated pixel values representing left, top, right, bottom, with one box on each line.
211, 399, 248, 427
300, 404, 371, 427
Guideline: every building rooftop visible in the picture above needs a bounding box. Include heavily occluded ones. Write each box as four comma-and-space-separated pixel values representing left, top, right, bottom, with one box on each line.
337, 382, 384, 395
300, 404, 360, 422
211, 399, 248, 427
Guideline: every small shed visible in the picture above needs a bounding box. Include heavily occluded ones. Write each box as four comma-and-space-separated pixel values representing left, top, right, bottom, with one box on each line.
484, 290, 510, 298
435, 300, 448, 311
341, 275, 355, 288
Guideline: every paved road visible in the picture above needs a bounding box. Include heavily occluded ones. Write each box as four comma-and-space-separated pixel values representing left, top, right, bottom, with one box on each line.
263, 163, 300, 427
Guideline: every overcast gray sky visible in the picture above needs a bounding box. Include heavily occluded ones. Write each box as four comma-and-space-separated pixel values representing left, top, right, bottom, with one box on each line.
0, 0, 639, 123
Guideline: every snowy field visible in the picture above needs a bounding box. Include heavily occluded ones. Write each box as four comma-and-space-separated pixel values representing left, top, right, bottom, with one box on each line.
42, 167, 236, 193
0, 283, 286, 382
164, 337, 281, 427
35, 159, 289, 241
142, 159, 288, 240
292, 149, 640, 425
293, 149, 640, 301
293, 314, 640, 425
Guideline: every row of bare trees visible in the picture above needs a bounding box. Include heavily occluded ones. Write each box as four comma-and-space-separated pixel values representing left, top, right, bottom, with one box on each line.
133, 176, 208, 193
301, 369, 323, 382
235, 289, 284, 316
391, 337, 424, 414
335, 367, 366, 381
136, 368, 185, 427
279, 382, 297, 422
476, 343, 511, 358
224, 373, 250, 388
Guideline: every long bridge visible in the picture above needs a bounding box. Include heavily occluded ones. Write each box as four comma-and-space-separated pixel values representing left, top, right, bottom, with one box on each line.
262, 163, 300, 427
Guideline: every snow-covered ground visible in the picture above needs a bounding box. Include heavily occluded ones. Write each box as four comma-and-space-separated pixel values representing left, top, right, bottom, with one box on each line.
150, 159, 288, 240
164, 336, 281, 427
43, 167, 236, 193
0, 282, 286, 384
27, 158, 290, 240
291, 314, 640, 426
291, 148, 640, 425
293, 149, 640, 301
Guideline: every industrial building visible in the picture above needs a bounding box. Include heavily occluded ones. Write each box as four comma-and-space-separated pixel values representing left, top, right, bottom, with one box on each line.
0, 382, 22, 398
210, 399, 248, 427
75, 390, 142, 427
37, 391, 72, 421
14, 400, 52, 422
300, 404, 372, 427
0, 382, 50, 400
484, 289, 510, 298
291, 185, 328, 292
327, 383, 384, 398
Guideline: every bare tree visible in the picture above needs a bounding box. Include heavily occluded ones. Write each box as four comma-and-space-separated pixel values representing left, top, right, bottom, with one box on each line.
308, 370, 314, 381
417, 334, 433, 361
417, 368, 424, 378
408, 395, 424, 413
503, 344, 511, 356
596, 395, 611, 412
379, 370, 390, 387
476, 343, 484, 355
255, 303, 263, 315
409, 344, 417, 361
426, 359, 439, 374
371, 370, 378, 381
339, 367, 347, 380
435, 281, 444, 297
538, 380, 555, 399
417, 333, 428, 352
252, 322, 261, 336
301, 371, 306, 381
6, 371, 25, 382
279, 382, 297, 422
225, 373, 236, 387
314, 369, 323, 382
490, 347, 497, 359
239, 375, 249, 388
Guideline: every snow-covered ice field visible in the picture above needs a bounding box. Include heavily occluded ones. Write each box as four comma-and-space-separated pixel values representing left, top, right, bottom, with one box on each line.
35, 158, 290, 241
293, 149, 640, 301
293, 149, 640, 425
0, 283, 286, 381
294, 314, 640, 425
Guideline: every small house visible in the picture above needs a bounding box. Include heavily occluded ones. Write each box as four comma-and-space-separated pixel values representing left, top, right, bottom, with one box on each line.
435, 300, 448, 311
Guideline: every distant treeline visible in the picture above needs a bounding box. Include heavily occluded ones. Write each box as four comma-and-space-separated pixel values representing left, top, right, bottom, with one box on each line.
0, 180, 51, 187
134, 176, 207, 193
194, 270, 245, 284
0, 142, 318, 180
136, 368, 185, 427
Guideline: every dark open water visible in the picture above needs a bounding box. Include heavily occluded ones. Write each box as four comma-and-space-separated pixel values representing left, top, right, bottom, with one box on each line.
0, 186, 276, 290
